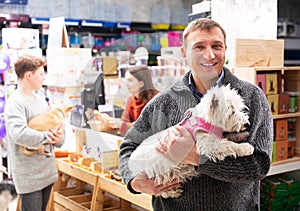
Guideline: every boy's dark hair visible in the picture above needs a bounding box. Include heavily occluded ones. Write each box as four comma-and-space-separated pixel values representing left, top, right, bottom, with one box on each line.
14, 55, 45, 79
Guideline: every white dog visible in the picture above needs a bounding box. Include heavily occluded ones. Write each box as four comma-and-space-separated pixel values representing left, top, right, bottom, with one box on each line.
128, 84, 254, 198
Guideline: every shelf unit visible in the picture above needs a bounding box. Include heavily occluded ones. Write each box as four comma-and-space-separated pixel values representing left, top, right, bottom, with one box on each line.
233, 66, 300, 176
47, 158, 152, 211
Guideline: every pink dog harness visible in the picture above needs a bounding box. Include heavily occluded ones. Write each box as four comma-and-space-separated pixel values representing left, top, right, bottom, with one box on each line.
179, 110, 223, 139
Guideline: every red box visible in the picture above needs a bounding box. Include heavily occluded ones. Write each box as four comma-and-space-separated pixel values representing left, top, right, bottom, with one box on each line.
288, 117, 296, 139
288, 140, 296, 158
276, 140, 288, 161
267, 94, 278, 115
256, 73, 266, 94
274, 119, 288, 141
278, 93, 289, 114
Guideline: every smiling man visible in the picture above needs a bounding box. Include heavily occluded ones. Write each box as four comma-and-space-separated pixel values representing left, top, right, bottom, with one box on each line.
119, 18, 273, 211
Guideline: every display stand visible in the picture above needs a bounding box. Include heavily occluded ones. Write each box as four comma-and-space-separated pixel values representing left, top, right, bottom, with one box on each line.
47, 158, 152, 211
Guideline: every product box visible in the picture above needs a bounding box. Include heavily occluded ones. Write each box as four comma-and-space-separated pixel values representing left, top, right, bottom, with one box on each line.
267, 94, 278, 115
266, 73, 278, 95
256, 73, 266, 94
81, 129, 122, 172
278, 93, 290, 114
100, 56, 118, 77
272, 141, 277, 162
287, 118, 296, 139
276, 140, 288, 161
274, 119, 288, 141
284, 91, 299, 113
288, 140, 296, 158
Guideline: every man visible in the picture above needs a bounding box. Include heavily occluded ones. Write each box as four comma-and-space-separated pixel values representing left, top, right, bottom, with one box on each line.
119, 18, 273, 211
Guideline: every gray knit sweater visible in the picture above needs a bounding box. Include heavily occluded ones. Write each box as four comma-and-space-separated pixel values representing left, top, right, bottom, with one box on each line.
4, 89, 64, 194
119, 67, 273, 211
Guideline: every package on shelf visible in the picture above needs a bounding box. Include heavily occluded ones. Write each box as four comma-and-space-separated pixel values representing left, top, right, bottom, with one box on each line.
266, 72, 280, 95
267, 94, 279, 115
256, 74, 266, 93
283, 91, 299, 113
45, 48, 92, 87
261, 175, 300, 210
235, 39, 284, 67
278, 93, 290, 114
275, 140, 289, 161
80, 129, 122, 172
101, 56, 118, 77
2, 28, 39, 49
274, 119, 288, 141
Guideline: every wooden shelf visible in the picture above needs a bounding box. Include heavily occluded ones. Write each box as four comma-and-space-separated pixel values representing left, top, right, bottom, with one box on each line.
48, 158, 152, 211
98, 175, 153, 211
273, 112, 300, 119
268, 155, 300, 176
233, 66, 300, 177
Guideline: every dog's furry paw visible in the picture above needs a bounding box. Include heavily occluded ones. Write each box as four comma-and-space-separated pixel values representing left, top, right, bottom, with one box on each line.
160, 187, 183, 198
224, 131, 249, 142
238, 143, 254, 156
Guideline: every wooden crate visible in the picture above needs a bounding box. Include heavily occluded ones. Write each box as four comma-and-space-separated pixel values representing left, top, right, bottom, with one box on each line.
235, 39, 284, 67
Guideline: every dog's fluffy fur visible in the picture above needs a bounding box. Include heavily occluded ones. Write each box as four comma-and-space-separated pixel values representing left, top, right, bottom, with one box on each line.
21, 104, 73, 156
0, 166, 18, 211
128, 85, 254, 198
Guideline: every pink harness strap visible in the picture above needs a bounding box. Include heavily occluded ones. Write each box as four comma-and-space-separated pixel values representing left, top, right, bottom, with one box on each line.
179, 112, 223, 139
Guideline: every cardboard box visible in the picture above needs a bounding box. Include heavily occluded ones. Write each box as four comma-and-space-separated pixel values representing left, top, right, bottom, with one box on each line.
276, 140, 288, 161
287, 117, 296, 139
101, 56, 118, 77
256, 73, 266, 94
81, 129, 123, 172
266, 73, 278, 95
274, 119, 288, 141
278, 93, 290, 114
235, 39, 284, 67
288, 140, 296, 158
267, 94, 278, 115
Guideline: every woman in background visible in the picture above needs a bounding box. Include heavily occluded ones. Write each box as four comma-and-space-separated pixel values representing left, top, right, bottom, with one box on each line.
119, 65, 159, 136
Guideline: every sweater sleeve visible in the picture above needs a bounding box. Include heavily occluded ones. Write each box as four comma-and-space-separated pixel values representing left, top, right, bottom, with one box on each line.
198, 83, 273, 183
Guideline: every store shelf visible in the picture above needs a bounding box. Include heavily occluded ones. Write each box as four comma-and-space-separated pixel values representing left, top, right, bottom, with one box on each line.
268, 155, 300, 175
48, 158, 152, 211
273, 112, 300, 119
98, 174, 153, 211
233, 66, 300, 177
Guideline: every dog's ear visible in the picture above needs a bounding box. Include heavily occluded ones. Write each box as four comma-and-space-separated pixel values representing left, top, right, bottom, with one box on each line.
65, 105, 74, 112
208, 94, 219, 118
211, 94, 219, 109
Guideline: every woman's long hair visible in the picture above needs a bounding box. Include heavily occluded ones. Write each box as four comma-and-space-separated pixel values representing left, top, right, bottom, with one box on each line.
128, 65, 159, 103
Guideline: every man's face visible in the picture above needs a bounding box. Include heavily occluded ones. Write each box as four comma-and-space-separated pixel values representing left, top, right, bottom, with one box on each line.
182, 27, 227, 85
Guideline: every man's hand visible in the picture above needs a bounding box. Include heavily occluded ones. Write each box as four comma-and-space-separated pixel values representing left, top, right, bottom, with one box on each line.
156, 125, 199, 166
130, 172, 180, 195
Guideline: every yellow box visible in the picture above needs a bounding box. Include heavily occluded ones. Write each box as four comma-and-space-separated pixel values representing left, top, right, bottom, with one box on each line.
267, 94, 279, 115
266, 73, 278, 95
